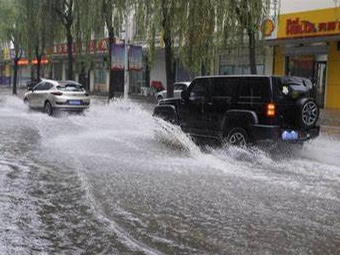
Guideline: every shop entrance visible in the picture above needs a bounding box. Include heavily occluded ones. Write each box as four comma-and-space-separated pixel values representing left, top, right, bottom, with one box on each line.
286, 55, 327, 108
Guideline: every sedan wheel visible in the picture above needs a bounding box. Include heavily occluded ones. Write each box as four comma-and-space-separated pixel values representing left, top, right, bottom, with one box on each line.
44, 101, 53, 116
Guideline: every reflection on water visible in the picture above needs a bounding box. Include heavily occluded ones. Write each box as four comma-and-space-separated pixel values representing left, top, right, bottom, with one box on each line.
0, 94, 340, 254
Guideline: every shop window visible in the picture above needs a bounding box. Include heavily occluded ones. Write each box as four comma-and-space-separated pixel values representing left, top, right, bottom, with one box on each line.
94, 68, 106, 84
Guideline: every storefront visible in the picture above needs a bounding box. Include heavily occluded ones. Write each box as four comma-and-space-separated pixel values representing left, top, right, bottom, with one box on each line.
267, 7, 340, 109
219, 44, 266, 76
0, 49, 12, 86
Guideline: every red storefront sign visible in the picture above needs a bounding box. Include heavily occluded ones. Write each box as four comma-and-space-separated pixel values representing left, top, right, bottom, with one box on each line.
286, 18, 340, 36
53, 38, 110, 55
17, 59, 49, 65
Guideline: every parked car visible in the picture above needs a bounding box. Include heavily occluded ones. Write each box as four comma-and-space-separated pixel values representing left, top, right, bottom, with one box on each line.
156, 82, 190, 101
154, 75, 320, 146
23, 78, 90, 116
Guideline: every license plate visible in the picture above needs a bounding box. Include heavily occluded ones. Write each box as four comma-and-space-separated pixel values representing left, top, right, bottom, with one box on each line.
69, 100, 81, 105
281, 130, 299, 141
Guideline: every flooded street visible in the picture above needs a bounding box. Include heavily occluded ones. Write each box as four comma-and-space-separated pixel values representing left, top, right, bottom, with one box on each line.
0, 92, 340, 254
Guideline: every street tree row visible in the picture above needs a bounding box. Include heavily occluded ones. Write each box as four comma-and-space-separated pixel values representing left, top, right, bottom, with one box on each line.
0, 0, 274, 99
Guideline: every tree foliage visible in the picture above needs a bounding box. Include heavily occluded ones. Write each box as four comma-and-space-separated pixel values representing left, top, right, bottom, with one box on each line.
22, 0, 58, 79
136, 0, 188, 97
0, 0, 26, 94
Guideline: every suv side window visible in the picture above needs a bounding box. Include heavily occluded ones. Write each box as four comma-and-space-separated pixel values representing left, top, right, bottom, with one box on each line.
239, 77, 270, 103
212, 78, 238, 98
189, 79, 209, 99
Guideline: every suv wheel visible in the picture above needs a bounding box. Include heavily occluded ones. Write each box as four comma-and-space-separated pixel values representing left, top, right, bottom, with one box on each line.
300, 99, 319, 128
44, 101, 53, 116
225, 127, 248, 147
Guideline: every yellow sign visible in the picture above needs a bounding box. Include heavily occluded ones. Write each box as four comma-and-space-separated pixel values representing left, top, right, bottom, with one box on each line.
277, 7, 340, 39
3, 49, 10, 60
5, 65, 10, 76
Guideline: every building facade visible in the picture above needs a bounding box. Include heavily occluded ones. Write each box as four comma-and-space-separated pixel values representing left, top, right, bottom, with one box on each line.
267, 6, 340, 109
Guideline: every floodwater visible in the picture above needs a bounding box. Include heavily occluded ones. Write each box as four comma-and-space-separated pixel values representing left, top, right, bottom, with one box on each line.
0, 92, 340, 254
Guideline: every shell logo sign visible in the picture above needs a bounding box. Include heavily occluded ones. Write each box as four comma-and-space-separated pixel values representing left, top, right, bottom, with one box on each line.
261, 17, 277, 39
261, 18, 276, 37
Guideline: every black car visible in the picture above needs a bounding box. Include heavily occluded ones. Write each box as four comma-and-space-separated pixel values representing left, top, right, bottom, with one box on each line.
153, 75, 320, 146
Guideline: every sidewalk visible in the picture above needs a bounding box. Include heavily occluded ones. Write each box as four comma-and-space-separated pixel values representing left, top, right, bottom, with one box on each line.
319, 109, 340, 134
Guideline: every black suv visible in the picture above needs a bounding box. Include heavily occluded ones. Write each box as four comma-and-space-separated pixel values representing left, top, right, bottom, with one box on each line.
153, 75, 320, 146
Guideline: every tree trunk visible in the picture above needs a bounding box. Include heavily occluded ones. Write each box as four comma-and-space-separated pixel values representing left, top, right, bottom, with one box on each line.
164, 37, 174, 98
36, 57, 42, 80
35, 46, 42, 80
201, 61, 207, 76
163, 21, 174, 98
66, 26, 74, 80
145, 55, 150, 90
108, 27, 115, 100
248, 28, 257, 74
13, 58, 18, 95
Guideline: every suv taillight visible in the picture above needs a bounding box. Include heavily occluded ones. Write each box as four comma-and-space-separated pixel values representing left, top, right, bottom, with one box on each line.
266, 103, 276, 117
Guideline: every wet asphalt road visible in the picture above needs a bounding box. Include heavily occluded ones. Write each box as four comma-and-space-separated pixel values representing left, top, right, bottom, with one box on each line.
0, 90, 340, 254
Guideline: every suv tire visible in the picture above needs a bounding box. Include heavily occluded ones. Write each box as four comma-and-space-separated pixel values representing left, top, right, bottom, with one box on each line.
299, 99, 319, 128
225, 127, 248, 147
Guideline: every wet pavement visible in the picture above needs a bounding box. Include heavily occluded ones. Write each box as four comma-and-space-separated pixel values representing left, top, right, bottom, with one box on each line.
0, 87, 340, 254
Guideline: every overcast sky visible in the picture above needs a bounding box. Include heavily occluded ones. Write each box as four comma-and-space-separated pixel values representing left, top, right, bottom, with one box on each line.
280, 0, 338, 14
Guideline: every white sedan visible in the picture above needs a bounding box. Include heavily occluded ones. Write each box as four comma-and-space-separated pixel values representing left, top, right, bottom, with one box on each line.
23, 78, 90, 116
156, 82, 190, 101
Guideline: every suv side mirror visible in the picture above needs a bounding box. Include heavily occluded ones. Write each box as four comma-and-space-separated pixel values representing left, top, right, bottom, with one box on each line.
181, 89, 189, 100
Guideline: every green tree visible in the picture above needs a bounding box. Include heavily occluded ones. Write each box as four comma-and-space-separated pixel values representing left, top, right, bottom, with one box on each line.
229, 0, 272, 74
181, 0, 218, 75
23, 0, 58, 80
137, 0, 188, 98
0, 0, 25, 94
54, 0, 76, 80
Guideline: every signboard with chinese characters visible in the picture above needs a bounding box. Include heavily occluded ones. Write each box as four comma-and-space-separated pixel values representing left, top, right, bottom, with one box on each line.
111, 44, 125, 70
277, 7, 340, 39
111, 44, 143, 71
128, 46, 143, 71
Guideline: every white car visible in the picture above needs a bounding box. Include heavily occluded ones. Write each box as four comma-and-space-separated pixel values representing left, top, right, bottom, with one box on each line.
23, 79, 90, 115
156, 82, 190, 101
